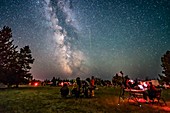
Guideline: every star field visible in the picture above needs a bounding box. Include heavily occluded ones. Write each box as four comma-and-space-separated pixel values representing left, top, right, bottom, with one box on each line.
0, 0, 170, 80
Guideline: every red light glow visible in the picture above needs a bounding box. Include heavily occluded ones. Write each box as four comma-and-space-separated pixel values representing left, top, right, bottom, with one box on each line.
34, 82, 38, 86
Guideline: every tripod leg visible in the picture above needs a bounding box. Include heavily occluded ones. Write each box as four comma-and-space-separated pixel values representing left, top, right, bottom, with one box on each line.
118, 88, 124, 105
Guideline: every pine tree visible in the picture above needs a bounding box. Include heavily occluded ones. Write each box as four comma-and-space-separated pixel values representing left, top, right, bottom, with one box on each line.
0, 26, 18, 86
16, 46, 34, 87
0, 26, 34, 87
161, 51, 170, 82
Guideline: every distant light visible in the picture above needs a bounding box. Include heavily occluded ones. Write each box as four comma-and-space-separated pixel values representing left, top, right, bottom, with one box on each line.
61, 82, 63, 86
34, 82, 38, 86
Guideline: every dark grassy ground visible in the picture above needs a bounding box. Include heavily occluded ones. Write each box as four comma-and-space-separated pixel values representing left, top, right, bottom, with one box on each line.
0, 86, 170, 113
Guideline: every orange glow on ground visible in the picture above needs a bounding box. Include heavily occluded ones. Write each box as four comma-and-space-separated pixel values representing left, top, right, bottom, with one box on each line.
128, 98, 147, 103
128, 98, 170, 112
151, 102, 170, 112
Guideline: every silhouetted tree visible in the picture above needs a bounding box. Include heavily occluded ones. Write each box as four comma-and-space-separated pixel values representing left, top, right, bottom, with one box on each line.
15, 46, 34, 87
0, 26, 34, 87
161, 51, 170, 82
158, 74, 166, 84
0, 26, 18, 86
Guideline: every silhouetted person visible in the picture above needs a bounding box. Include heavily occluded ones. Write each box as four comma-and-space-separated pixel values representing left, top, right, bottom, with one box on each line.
60, 83, 69, 98
71, 77, 82, 98
121, 75, 131, 96
120, 71, 123, 76
132, 78, 138, 88
51, 77, 56, 86
83, 78, 91, 97
124, 75, 131, 89
148, 82, 157, 100
76, 77, 81, 98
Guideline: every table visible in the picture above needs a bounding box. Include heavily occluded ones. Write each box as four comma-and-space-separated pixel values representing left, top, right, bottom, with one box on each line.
118, 88, 146, 106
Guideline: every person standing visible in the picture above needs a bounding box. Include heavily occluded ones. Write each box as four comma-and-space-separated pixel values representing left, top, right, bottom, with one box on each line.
51, 77, 56, 86
148, 82, 157, 100
91, 76, 95, 97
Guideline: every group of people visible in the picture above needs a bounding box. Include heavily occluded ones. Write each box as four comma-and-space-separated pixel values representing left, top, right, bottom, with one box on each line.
60, 76, 95, 98
122, 76, 159, 102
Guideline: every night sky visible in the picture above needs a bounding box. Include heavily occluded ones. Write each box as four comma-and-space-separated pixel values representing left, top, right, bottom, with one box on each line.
0, 0, 170, 80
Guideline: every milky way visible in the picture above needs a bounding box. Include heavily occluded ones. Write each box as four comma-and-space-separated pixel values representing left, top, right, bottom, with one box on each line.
0, 0, 170, 80
43, 0, 87, 78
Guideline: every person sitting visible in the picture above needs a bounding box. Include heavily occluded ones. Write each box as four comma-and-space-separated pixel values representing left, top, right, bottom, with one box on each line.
82, 79, 90, 98
60, 83, 69, 98
71, 77, 82, 98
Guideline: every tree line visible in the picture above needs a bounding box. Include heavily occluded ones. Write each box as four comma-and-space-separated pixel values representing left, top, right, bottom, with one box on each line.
0, 26, 34, 88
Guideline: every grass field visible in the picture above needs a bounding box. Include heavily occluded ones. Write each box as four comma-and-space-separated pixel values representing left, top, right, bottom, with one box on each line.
0, 86, 170, 113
